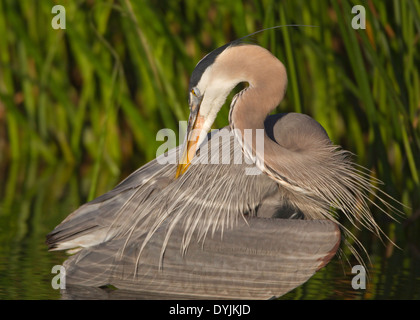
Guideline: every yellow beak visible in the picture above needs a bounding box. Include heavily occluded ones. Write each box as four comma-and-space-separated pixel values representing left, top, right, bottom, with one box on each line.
176, 96, 205, 178
175, 116, 205, 178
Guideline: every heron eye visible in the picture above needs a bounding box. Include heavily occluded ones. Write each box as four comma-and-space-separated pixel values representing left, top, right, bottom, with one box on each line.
191, 87, 200, 97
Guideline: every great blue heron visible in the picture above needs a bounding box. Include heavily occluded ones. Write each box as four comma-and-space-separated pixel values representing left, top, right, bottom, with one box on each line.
47, 41, 397, 299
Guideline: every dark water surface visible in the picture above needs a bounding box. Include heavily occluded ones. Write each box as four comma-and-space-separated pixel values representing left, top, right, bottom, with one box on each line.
1, 163, 419, 300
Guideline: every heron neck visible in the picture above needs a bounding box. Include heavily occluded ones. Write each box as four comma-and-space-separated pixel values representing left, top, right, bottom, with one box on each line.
230, 83, 283, 159
229, 51, 286, 132
230, 87, 269, 130
225, 45, 287, 160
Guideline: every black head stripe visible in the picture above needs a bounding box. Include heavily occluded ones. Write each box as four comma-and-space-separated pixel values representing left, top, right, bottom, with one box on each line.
189, 25, 318, 91
188, 40, 254, 91
189, 42, 231, 91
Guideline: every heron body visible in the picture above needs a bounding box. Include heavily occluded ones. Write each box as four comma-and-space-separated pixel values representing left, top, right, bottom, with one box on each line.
47, 41, 392, 299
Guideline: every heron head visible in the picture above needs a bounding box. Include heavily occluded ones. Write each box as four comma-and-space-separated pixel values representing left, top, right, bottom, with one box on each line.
176, 42, 241, 178
175, 42, 287, 178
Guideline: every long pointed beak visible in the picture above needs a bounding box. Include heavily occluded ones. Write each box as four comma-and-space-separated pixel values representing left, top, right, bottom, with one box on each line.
176, 97, 205, 178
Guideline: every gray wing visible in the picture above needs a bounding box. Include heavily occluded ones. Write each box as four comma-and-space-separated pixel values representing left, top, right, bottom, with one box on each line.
46, 147, 178, 251
46, 127, 279, 251
47, 120, 341, 299
62, 218, 340, 300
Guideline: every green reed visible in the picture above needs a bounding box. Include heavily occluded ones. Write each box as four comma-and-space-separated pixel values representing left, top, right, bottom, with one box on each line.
0, 0, 418, 217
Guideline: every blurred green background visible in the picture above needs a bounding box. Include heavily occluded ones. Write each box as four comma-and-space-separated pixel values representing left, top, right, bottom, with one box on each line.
0, 0, 419, 299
